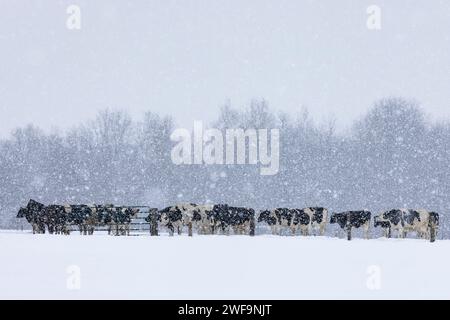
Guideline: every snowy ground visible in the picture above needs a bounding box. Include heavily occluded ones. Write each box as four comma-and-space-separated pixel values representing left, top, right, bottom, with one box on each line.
0, 230, 449, 299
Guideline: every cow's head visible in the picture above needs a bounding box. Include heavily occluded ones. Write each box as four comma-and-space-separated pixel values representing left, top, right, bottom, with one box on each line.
330, 213, 338, 224
159, 208, 172, 225
17, 207, 28, 218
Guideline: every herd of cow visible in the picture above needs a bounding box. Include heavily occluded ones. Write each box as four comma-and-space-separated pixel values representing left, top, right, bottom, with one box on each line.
16, 200, 440, 242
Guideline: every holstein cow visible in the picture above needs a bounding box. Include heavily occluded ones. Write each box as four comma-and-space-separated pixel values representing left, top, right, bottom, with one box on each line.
208, 204, 255, 235
305, 207, 328, 236
159, 203, 198, 236
228, 206, 255, 235
330, 210, 371, 240
44, 205, 71, 235
292, 207, 329, 236
257, 209, 278, 235
65, 204, 93, 235
257, 208, 296, 235
108, 206, 139, 236
258, 207, 328, 236
191, 204, 214, 235
121, 207, 139, 235
98, 204, 115, 235
16, 206, 42, 233
17, 199, 47, 234
374, 209, 439, 242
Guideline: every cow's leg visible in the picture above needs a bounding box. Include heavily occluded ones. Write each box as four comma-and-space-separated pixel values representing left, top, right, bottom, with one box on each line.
290, 225, 295, 236
269, 225, 276, 235
309, 224, 314, 236
364, 222, 370, 239
165, 223, 174, 236
319, 223, 326, 236
298, 225, 306, 236
249, 219, 255, 236
429, 224, 436, 243
187, 222, 193, 236
346, 225, 352, 241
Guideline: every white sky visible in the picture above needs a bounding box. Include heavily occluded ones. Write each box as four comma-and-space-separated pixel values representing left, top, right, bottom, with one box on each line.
0, 0, 449, 137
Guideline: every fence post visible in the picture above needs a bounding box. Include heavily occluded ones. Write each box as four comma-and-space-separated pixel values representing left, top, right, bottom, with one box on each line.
150, 214, 158, 236
188, 222, 193, 237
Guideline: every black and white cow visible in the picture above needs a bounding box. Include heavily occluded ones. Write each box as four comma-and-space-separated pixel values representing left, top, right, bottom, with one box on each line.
19, 199, 46, 234
208, 204, 255, 235
16, 206, 40, 233
257, 209, 278, 234
374, 209, 439, 242
191, 204, 214, 235
65, 204, 93, 235
107, 206, 139, 236
120, 207, 139, 235
330, 210, 371, 240
258, 207, 328, 236
228, 206, 255, 235
44, 205, 70, 235
257, 208, 296, 235
159, 203, 198, 236
306, 207, 328, 236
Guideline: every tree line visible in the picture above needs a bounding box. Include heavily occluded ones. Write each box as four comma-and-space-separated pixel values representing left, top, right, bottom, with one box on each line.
1, 97, 449, 237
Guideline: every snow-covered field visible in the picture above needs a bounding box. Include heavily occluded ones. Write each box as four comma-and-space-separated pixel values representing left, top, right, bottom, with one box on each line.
1, 230, 449, 299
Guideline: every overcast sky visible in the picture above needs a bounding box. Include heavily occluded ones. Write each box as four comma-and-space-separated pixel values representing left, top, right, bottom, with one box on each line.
0, 0, 449, 137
